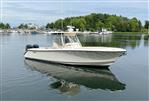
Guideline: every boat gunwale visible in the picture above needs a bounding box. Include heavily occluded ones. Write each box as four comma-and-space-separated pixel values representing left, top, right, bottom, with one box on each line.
27, 47, 126, 52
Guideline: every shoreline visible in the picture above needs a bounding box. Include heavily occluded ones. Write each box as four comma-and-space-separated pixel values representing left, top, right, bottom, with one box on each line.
112, 32, 148, 34
0, 29, 148, 35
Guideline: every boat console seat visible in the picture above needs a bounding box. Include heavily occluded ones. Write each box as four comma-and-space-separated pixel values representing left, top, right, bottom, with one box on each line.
64, 43, 81, 48
52, 42, 61, 49
52, 42, 81, 49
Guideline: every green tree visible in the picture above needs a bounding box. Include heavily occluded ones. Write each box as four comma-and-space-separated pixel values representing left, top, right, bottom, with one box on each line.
46, 23, 54, 29
0, 23, 11, 29
95, 21, 104, 30
129, 18, 140, 32
144, 20, 149, 29
70, 18, 86, 31
0, 23, 5, 29
6, 23, 10, 29
18, 24, 24, 29
46, 13, 143, 32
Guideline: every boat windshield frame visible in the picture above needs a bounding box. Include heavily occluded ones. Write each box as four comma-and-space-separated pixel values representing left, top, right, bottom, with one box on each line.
52, 32, 82, 48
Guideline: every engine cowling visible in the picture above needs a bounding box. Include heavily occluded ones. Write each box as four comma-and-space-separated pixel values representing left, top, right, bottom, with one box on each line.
25, 44, 39, 51
33, 44, 39, 48
26, 44, 33, 51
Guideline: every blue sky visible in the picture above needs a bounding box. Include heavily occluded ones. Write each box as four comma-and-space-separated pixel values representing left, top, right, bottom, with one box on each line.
0, 0, 148, 26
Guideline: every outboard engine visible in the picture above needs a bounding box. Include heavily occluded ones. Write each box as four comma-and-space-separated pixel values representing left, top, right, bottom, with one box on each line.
26, 44, 33, 51
25, 44, 39, 54
33, 44, 39, 48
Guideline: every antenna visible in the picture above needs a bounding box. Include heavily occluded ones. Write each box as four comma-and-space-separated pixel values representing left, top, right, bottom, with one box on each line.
60, 0, 64, 47
60, 0, 63, 31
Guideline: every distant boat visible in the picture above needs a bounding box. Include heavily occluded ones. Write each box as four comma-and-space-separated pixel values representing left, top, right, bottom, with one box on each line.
0, 29, 4, 33
89, 32, 99, 35
99, 28, 112, 35
0, 29, 11, 35
10, 30, 18, 33
18, 29, 25, 34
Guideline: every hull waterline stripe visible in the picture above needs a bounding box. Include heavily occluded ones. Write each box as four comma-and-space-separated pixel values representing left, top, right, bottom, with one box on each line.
25, 57, 114, 67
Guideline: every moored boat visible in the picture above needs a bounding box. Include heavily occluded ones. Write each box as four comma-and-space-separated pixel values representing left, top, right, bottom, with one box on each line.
24, 27, 126, 67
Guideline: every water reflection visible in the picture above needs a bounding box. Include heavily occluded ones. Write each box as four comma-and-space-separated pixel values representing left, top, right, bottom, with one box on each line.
50, 81, 80, 96
24, 59, 126, 95
144, 34, 149, 46
78, 34, 148, 49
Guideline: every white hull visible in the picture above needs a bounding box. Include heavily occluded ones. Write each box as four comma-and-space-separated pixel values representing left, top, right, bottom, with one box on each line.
24, 47, 126, 66
99, 31, 112, 35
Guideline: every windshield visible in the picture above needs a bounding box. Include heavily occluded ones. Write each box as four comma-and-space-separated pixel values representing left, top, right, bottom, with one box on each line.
64, 36, 79, 44
52, 33, 81, 48
51, 35, 62, 46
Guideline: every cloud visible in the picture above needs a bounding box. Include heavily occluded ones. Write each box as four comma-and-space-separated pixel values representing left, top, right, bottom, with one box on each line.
2, 1, 148, 26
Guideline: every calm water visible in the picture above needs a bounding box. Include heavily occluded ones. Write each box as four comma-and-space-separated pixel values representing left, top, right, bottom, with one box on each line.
1, 33, 148, 101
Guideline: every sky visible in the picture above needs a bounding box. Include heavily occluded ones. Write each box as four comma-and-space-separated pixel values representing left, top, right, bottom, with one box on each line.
0, 0, 148, 26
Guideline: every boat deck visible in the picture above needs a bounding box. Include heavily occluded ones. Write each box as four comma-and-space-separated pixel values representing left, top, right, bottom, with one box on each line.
28, 47, 126, 52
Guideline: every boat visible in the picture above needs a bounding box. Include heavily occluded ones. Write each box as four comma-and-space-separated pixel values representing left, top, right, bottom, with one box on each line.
0, 29, 4, 34
99, 28, 112, 35
24, 59, 126, 93
10, 29, 18, 33
24, 26, 126, 67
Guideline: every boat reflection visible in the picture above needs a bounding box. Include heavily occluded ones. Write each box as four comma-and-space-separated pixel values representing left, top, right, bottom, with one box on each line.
24, 59, 126, 95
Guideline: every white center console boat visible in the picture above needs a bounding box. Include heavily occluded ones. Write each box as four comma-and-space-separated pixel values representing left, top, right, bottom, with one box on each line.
24, 27, 126, 67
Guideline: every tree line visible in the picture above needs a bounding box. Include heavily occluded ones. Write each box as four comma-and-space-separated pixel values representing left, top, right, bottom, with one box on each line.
18, 24, 29, 29
46, 13, 148, 32
0, 13, 149, 32
0, 23, 10, 29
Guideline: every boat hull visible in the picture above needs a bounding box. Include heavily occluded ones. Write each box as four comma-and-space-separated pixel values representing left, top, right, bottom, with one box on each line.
24, 48, 126, 66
